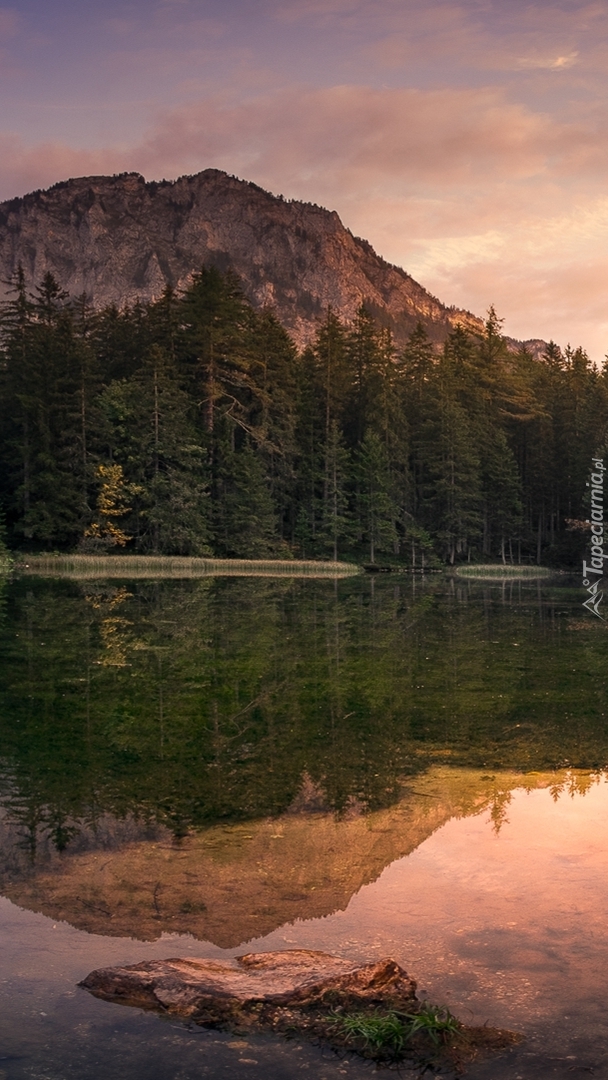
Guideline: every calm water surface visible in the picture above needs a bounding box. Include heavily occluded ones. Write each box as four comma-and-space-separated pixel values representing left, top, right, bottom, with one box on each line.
1, 572, 607, 1079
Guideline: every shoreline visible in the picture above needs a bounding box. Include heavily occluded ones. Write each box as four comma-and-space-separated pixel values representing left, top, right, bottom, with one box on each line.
11, 554, 362, 579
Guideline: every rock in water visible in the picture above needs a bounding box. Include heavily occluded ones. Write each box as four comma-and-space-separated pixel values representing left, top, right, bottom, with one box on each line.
80, 949, 417, 1022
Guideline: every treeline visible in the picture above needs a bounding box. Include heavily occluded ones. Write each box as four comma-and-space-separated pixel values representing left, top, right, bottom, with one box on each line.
0, 265, 605, 564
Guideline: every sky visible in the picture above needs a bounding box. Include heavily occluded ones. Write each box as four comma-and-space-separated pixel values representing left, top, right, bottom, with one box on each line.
2, 0, 608, 358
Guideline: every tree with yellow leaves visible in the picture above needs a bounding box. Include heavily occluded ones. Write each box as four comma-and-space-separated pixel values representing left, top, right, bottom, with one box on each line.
82, 464, 131, 550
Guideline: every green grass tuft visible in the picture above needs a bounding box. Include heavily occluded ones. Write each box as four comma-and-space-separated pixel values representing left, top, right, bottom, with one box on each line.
402, 1002, 462, 1045
337, 1010, 409, 1053
329, 1003, 461, 1057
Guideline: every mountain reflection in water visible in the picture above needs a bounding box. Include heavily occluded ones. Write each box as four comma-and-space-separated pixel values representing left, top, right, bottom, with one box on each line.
1, 767, 585, 944
1, 572, 608, 1079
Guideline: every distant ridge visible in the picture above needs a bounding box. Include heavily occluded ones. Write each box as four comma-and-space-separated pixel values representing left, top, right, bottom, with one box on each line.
0, 168, 488, 348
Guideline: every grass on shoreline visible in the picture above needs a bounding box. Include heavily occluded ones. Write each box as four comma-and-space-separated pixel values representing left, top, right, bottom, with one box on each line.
7, 555, 565, 582
204, 998, 521, 1072
14, 554, 361, 580
456, 564, 553, 579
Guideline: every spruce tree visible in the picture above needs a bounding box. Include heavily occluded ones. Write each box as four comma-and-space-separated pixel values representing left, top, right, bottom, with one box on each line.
320, 420, 352, 560
93, 347, 210, 554
213, 430, 279, 557
0, 271, 89, 547
355, 429, 399, 563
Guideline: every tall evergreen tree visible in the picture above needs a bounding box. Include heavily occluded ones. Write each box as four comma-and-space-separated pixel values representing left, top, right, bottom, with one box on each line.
320, 420, 352, 560
345, 306, 384, 448
213, 431, 279, 557
419, 393, 482, 564
0, 271, 90, 547
178, 266, 253, 437
355, 429, 399, 563
93, 346, 210, 554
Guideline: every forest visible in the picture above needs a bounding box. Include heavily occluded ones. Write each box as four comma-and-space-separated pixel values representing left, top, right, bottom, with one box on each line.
0, 264, 605, 566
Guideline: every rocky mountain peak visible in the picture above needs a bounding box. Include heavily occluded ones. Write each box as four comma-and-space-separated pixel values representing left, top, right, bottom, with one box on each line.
0, 168, 484, 347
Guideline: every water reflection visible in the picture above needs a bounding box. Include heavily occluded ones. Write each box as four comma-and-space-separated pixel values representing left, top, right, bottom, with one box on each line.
0, 767, 595, 946
250, 775, 608, 1075
0, 573, 606, 866
1, 571, 608, 1078
2, 770, 608, 1080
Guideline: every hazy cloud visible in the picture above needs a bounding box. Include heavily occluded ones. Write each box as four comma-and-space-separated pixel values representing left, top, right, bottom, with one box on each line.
128, 84, 588, 188
515, 51, 579, 69
0, 135, 113, 200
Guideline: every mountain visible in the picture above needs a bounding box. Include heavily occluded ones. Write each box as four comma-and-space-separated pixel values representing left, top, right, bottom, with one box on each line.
0, 169, 484, 348
0, 768, 557, 946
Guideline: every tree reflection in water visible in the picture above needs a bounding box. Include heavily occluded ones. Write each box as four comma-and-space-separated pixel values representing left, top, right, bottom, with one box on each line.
0, 573, 605, 872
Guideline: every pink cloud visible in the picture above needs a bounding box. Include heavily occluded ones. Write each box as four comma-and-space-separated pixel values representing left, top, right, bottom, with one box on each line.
0, 135, 123, 201
365, 0, 608, 86
434, 254, 608, 360
128, 84, 588, 189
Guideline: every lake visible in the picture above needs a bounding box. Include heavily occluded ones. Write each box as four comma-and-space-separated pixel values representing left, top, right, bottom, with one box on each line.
1, 570, 607, 1079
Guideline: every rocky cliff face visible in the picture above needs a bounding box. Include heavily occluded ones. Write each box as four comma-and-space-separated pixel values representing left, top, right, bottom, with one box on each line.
0, 169, 483, 347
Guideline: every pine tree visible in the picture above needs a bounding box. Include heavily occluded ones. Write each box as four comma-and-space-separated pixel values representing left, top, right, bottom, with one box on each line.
476, 305, 509, 369
293, 346, 325, 554
213, 432, 279, 557
0, 271, 89, 547
345, 306, 384, 448
417, 374, 482, 563
93, 347, 210, 554
480, 432, 523, 562
355, 429, 399, 563
178, 266, 253, 436
376, 327, 411, 553
401, 321, 435, 405
247, 308, 299, 544
0, 265, 34, 541
320, 420, 352, 560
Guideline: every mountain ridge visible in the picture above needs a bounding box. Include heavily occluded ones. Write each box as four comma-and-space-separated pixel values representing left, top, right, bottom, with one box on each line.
0, 168, 487, 348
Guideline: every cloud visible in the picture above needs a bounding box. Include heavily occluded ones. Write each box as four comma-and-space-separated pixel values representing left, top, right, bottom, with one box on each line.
0, 135, 116, 201
404, 194, 608, 358
433, 252, 608, 360
515, 50, 579, 69
363, 2, 607, 86
127, 84, 585, 189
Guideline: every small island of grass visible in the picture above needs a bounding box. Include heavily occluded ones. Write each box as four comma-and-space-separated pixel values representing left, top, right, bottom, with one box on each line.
14, 554, 361, 579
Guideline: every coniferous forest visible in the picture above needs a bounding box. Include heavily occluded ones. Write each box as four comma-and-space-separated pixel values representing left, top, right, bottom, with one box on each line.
0, 264, 605, 566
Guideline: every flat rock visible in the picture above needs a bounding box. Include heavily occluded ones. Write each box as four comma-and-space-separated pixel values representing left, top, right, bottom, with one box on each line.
80, 949, 417, 1021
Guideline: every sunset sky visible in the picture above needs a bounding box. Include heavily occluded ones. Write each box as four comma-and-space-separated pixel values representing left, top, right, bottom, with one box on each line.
2, 0, 608, 357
